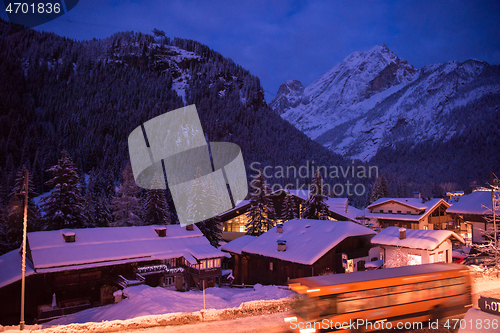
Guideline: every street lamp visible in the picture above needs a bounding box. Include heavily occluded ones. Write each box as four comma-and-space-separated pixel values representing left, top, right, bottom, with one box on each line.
16, 169, 29, 330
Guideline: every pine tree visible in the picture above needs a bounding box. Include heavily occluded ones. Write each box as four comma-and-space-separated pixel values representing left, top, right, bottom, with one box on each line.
110, 164, 142, 226
83, 169, 114, 227
41, 151, 85, 230
301, 170, 329, 220
143, 172, 171, 225
370, 175, 390, 203
7, 166, 42, 236
198, 216, 223, 248
245, 171, 275, 236
281, 189, 298, 222
93, 193, 113, 227
0, 203, 11, 255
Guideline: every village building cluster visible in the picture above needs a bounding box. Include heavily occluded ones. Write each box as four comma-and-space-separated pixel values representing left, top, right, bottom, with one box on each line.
0, 187, 497, 324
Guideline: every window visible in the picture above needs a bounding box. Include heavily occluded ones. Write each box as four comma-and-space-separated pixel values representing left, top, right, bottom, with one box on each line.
214, 258, 221, 267
429, 253, 435, 263
380, 209, 384, 213
269, 262, 273, 271
408, 254, 422, 265
438, 252, 444, 262
407, 211, 411, 215
388, 210, 393, 214
200, 260, 207, 270
397, 211, 401, 214
207, 259, 213, 269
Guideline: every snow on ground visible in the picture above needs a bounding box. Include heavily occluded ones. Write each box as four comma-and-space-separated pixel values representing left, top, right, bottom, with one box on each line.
42, 284, 293, 327
472, 268, 500, 295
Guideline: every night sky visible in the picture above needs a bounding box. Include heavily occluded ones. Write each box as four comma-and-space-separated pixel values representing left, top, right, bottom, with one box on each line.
1, 0, 499, 101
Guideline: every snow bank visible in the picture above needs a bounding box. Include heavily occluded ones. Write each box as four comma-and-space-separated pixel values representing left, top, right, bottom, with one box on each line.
39, 284, 293, 328
31, 299, 291, 333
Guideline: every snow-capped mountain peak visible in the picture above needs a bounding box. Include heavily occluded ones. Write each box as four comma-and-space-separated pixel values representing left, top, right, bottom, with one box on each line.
271, 45, 500, 161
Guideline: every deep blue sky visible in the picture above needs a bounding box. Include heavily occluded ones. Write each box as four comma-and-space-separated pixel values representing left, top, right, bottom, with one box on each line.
2, 0, 499, 101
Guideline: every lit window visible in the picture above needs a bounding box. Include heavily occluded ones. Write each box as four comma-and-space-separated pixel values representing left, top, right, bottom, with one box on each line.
269, 262, 273, 271
207, 259, 213, 269
408, 254, 422, 265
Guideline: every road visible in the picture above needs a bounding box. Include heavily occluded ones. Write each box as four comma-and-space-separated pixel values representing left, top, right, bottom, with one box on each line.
123, 286, 500, 333
122, 311, 292, 333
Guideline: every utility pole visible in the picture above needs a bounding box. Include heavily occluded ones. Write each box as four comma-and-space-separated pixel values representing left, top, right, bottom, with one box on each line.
19, 169, 29, 330
491, 171, 498, 277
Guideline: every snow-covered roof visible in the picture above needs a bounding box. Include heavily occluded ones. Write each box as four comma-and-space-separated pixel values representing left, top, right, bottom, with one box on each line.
235, 219, 375, 265
368, 198, 447, 211
327, 202, 362, 222
0, 249, 35, 289
267, 189, 308, 202
362, 198, 448, 221
218, 200, 250, 216
447, 190, 498, 215
371, 227, 464, 250
27, 225, 225, 273
221, 235, 256, 254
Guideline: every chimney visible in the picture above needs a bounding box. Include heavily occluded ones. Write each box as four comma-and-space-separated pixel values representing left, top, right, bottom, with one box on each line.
62, 232, 75, 243
154, 227, 167, 237
276, 224, 283, 233
277, 240, 287, 251
413, 192, 421, 199
399, 228, 406, 240
186, 224, 194, 231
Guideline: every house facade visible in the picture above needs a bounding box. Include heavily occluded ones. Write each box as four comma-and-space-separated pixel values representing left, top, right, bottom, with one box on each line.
361, 195, 457, 231
447, 190, 498, 244
0, 225, 225, 325
371, 227, 465, 268
221, 219, 379, 285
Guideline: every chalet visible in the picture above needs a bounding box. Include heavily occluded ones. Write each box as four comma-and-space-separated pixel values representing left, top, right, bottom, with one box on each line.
0, 225, 225, 325
221, 219, 379, 286
219, 189, 362, 241
360, 195, 456, 231
371, 227, 465, 268
447, 190, 499, 244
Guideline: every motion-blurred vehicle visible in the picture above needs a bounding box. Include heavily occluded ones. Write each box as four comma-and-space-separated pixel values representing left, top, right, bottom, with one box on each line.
285, 263, 472, 333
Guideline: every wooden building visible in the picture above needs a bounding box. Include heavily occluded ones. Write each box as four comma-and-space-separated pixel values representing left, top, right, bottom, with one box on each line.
361, 195, 457, 231
447, 190, 498, 244
0, 225, 225, 325
221, 219, 379, 286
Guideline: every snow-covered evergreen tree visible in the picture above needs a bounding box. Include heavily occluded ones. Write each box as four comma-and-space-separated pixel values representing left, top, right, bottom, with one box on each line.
41, 151, 85, 230
83, 169, 114, 228
111, 164, 142, 226
370, 175, 390, 203
143, 172, 171, 225
198, 217, 223, 247
301, 170, 329, 220
281, 189, 297, 222
245, 171, 275, 236
185, 168, 223, 246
